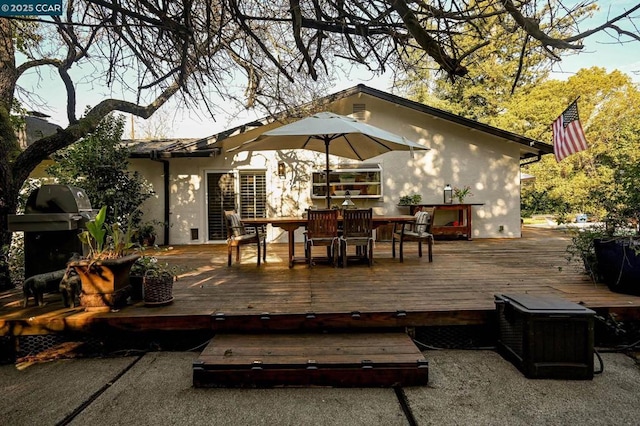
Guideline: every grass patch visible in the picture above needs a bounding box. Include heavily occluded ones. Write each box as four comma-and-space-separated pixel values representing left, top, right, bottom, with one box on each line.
522, 216, 553, 225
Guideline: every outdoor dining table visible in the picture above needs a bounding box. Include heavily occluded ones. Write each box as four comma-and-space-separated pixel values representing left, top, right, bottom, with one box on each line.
242, 215, 416, 268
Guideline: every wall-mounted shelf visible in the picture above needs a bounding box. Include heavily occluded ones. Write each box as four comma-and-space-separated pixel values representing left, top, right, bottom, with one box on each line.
311, 164, 382, 199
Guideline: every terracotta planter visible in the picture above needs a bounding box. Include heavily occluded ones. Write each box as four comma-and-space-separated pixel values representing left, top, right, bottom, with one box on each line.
593, 238, 640, 296
69, 254, 140, 311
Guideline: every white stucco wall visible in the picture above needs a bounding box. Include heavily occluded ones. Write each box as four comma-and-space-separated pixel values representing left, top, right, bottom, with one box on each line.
335, 94, 523, 239
135, 92, 526, 244
128, 159, 166, 242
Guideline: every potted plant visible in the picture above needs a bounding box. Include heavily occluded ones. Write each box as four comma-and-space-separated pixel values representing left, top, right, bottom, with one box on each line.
567, 157, 640, 295
566, 224, 607, 283
68, 206, 139, 311
132, 255, 182, 306
397, 193, 423, 216
593, 233, 640, 295
339, 172, 357, 183
135, 221, 158, 247
453, 185, 473, 203
398, 193, 422, 206
568, 214, 640, 296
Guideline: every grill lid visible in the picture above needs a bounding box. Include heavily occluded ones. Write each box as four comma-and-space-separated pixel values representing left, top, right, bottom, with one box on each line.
25, 185, 93, 214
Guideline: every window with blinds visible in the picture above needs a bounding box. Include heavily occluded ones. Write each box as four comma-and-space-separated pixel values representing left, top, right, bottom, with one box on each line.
239, 172, 266, 219
206, 172, 237, 240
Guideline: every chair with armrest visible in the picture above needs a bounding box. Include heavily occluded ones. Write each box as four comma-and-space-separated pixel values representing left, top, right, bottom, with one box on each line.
392, 207, 435, 262
305, 209, 339, 267
225, 210, 266, 266
339, 208, 374, 267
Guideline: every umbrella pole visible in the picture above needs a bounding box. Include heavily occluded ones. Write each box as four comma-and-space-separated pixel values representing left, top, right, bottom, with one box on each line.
325, 139, 331, 209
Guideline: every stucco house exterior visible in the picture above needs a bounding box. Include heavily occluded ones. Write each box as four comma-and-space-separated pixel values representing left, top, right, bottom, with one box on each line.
126, 84, 553, 246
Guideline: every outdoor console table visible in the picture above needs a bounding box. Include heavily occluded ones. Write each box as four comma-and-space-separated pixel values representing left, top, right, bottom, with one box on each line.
409, 203, 483, 241
243, 215, 416, 268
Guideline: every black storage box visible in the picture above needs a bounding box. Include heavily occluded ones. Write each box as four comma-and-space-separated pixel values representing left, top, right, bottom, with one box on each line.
495, 294, 595, 380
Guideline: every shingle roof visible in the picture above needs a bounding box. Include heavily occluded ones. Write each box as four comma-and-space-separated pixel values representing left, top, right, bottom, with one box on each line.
123, 138, 221, 158
125, 85, 552, 161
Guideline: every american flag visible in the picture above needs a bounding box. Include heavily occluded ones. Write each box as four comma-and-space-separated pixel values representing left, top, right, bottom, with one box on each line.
552, 100, 588, 162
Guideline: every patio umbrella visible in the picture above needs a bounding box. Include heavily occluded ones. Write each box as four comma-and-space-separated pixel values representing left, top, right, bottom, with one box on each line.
231, 112, 429, 207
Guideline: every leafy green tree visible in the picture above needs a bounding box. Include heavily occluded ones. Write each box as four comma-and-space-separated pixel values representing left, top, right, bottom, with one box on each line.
397, 1, 593, 122
519, 68, 640, 220
46, 113, 153, 227
402, 33, 640, 223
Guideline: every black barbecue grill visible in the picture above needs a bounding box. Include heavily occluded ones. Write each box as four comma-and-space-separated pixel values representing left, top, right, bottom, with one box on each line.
8, 185, 97, 279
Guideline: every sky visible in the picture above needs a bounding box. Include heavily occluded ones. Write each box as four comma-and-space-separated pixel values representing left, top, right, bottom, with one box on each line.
17, 1, 640, 140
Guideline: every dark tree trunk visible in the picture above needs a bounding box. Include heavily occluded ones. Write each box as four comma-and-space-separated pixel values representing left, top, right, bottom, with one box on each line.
0, 108, 18, 289
0, 18, 18, 289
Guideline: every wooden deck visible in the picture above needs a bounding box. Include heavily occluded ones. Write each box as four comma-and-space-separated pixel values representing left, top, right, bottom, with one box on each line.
193, 332, 429, 388
2, 226, 640, 338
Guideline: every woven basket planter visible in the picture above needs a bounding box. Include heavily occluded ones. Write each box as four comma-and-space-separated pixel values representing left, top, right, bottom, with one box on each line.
143, 272, 174, 306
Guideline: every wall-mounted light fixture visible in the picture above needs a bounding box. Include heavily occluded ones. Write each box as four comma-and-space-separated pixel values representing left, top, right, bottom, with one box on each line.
277, 161, 286, 180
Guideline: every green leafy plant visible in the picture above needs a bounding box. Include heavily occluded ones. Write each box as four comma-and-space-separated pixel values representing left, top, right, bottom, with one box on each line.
339, 172, 357, 183
453, 185, 473, 203
399, 193, 422, 205
46, 112, 154, 228
79, 206, 108, 256
131, 255, 183, 279
134, 220, 160, 246
79, 206, 135, 260
565, 225, 608, 282
565, 136, 640, 284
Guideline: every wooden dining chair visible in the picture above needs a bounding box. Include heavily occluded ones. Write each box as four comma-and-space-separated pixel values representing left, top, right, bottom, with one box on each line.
339, 208, 374, 267
224, 210, 266, 266
305, 209, 339, 267
392, 207, 435, 262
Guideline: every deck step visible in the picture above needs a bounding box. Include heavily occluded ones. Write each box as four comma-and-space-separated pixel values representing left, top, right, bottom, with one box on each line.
193, 332, 429, 388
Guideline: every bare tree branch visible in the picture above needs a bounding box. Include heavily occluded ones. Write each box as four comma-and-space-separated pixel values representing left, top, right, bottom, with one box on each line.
501, 0, 582, 50
564, 2, 640, 43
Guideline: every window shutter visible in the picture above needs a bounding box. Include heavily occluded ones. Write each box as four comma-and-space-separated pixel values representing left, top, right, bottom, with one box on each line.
207, 173, 236, 240
239, 172, 266, 218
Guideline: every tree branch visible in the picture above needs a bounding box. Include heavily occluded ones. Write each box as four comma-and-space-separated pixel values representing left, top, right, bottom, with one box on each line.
15, 59, 62, 78
501, 0, 582, 50
389, 0, 468, 78
564, 3, 640, 43
290, 0, 318, 80
12, 79, 181, 186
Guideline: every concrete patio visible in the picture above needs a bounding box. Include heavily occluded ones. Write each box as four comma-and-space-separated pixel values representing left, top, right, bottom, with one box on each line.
1, 349, 638, 425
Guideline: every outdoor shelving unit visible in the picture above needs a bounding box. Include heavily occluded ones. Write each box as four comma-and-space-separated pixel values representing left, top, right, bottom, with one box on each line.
311, 163, 382, 199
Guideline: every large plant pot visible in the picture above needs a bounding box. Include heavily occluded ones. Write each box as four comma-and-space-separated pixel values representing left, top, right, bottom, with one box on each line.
593, 238, 640, 296
69, 254, 140, 311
